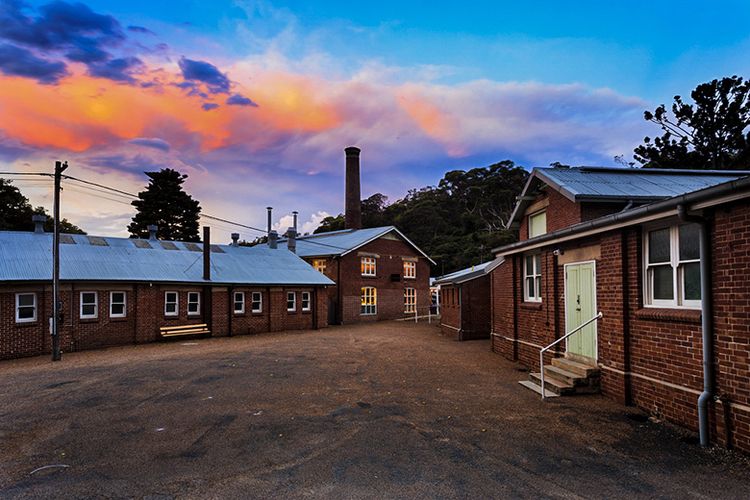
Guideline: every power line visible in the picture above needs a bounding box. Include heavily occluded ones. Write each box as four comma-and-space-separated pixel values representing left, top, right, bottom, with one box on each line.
0, 170, 350, 251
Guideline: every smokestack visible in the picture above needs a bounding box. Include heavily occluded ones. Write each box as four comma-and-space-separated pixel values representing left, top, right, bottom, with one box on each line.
344, 146, 362, 230
147, 225, 158, 240
231, 233, 240, 246
268, 230, 278, 249
32, 214, 46, 233
292, 211, 298, 236
203, 226, 211, 281
266, 207, 273, 236
286, 227, 296, 253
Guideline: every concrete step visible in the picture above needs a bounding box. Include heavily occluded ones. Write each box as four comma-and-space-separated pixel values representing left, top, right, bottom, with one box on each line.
551, 357, 600, 378
543, 365, 587, 387
529, 372, 576, 396
518, 380, 559, 398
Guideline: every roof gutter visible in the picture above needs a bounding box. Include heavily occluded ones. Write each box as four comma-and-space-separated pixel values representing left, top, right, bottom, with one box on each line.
493, 176, 750, 256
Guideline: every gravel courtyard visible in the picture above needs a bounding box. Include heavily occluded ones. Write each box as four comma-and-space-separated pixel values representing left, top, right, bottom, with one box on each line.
1, 321, 748, 499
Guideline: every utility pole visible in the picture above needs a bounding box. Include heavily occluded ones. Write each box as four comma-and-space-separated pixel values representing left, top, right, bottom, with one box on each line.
52, 160, 68, 362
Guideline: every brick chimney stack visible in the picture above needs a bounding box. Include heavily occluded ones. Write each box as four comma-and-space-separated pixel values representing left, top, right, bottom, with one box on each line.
344, 146, 362, 230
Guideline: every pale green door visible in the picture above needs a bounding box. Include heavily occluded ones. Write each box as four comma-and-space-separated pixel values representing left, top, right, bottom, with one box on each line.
565, 262, 597, 362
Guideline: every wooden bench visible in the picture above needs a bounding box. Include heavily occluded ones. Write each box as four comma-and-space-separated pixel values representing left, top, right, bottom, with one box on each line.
159, 323, 210, 338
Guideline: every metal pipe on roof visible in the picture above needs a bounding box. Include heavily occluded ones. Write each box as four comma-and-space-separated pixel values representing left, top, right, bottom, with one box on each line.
266, 207, 272, 236
203, 226, 211, 281
286, 227, 296, 253
678, 204, 714, 447
292, 211, 298, 236
147, 225, 158, 240
231, 233, 240, 247
32, 214, 45, 233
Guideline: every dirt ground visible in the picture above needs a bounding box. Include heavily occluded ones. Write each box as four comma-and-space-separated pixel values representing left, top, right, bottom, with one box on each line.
1, 321, 749, 499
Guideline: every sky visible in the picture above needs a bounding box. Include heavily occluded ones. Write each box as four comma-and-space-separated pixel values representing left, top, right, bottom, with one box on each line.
1, 0, 749, 241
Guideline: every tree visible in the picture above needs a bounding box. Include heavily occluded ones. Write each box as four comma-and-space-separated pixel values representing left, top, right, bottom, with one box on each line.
0, 178, 85, 233
128, 169, 201, 241
634, 76, 750, 169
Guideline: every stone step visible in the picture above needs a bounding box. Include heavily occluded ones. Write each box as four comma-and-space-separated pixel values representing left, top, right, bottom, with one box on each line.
543, 365, 588, 387
551, 357, 600, 378
529, 372, 576, 396
518, 380, 559, 398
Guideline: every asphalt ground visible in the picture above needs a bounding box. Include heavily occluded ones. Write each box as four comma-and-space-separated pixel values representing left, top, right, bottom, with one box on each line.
1, 321, 749, 499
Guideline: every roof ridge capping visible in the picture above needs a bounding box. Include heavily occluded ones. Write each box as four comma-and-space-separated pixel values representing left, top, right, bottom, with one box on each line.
540, 165, 750, 175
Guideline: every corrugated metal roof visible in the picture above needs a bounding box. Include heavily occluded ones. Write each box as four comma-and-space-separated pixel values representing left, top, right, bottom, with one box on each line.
538, 167, 749, 201
434, 258, 504, 285
0, 232, 334, 286
287, 226, 435, 264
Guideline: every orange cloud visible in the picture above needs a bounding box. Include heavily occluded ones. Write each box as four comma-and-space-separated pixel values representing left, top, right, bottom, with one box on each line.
396, 89, 466, 157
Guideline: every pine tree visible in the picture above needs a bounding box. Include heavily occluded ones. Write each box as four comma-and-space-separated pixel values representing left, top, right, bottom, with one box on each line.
128, 169, 201, 241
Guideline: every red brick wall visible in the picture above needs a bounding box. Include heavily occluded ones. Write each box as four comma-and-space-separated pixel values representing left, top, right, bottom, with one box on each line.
0, 282, 328, 360
306, 236, 431, 324
491, 199, 750, 453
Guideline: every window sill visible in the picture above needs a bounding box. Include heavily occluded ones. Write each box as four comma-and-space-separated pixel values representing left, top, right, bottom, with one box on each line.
635, 307, 701, 323
521, 302, 543, 310
251, 311, 263, 315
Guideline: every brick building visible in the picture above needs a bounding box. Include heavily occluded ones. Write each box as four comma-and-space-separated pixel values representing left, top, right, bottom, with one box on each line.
489, 166, 750, 452
289, 226, 434, 324
435, 259, 502, 340
0, 224, 333, 360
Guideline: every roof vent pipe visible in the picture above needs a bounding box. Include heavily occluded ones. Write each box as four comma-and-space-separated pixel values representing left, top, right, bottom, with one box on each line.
32, 214, 46, 233
147, 225, 158, 240
286, 227, 296, 253
266, 207, 273, 236
292, 211, 298, 236
203, 226, 211, 281
268, 230, 278, 249
231, 233, 240, 246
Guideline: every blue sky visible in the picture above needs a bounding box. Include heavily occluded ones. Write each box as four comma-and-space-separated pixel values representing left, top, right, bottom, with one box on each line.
3, 0, 749, 238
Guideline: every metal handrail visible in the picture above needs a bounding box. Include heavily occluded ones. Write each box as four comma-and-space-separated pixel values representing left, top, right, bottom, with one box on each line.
540, 311, 603, 400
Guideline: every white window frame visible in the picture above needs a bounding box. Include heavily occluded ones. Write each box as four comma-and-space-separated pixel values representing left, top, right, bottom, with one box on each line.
80, 291, 98, 319
251, 292, 263, 313
301, 291, 311, 311
312, 259, 327, 274
109, 291, 127, 318
523, 253, 543, 302
187, 292, 201, 316
164, 291, 179, 317
403, 261, 416, 279
15, 292, 37, 323
528, 210, 547, 238
287, 292, 296, 312
361, 287, 377, 315
361, 256, 376, 277
404, 287, 417, 313
233, 291, 245, 314
644, 223, 702, 309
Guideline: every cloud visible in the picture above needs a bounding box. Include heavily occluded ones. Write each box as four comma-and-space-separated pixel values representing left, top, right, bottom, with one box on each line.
128, 137, 170, 152
202, 102, 219, 111
0, 43, 67, 83
178, 57, 231, 94
273, 211, 331, 235
127, 25, 154, 35
87, 56, 143, 82
226, 93, 258, 107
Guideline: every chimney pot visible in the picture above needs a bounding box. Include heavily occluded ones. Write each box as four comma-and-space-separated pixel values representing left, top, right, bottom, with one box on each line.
266, 207, 273, 236
231, 233, 240, 246
32, 214, 46, 233
344, 146, 362, 230
147, 225, 158, 240
286, 226, 297, 253
268, 230, 278, 249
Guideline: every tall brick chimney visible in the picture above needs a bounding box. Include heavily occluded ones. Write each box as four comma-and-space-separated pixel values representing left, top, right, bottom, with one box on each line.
344, 146, 362, 230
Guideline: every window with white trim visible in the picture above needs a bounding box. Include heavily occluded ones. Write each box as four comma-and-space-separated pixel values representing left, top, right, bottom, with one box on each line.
361, 256, 376, 276
164, 291, 179, 316
287, 292, 296, 312
312, 259, 327, 274
301, 291, 311, 311
645, 223, 701, 308
110, 291, 126, 318
252, 292, 262, 313
528, 210, 547, 238
524, 254, 542, 302
403, 261, 416, 279
80, 291, 98, 319
404, 287, 416, 313
233, 291, 245, 314
187, 292, 201, 316
361, 287, 377, 315
15, 293, 37, 323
